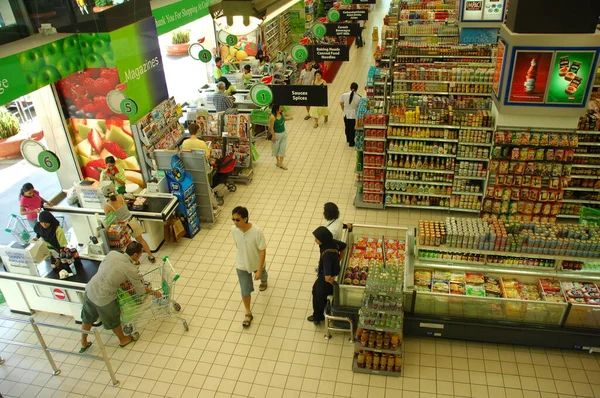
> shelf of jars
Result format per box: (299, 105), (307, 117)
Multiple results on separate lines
(353, 245), (404, 376)
(355, 97), (387, 209)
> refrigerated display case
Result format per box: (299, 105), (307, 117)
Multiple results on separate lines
(404, 218), (600, 350)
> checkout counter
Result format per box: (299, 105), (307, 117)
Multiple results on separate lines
(50, 184), (178, 259)
(0, 240), (100, 320)
(0, 183), (178, 320)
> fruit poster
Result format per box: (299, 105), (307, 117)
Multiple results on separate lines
(506, 50), (553, 104)
(545, 50), (597, 105)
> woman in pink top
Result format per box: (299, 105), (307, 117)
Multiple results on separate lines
(19, 183), (53, 228)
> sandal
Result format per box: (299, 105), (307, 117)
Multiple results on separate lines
(313, 124), (318, 128)
(79, 342), (92, 354)
(279, 165), (288, 170)
(324, 116), (328, 123)
(242, 313), (253, 328)
(148, 256), (156, 263)
(259, 282), (268, 291)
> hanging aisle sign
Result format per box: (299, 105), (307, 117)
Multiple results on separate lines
(270, 85), (328, 106)
(307, 45), (350, 62)
(325, 23), (362, 37)
(339, 9), (369, 21)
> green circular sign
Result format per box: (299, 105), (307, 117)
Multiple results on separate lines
(343, 0), (352, 4)
(225, 34), (237, 46)
(250, 84), (273, 107)
(199, 49), (212, 63)
(327, 9), (341, 22)
(38, 150), (60, 172)
(291, 44), (309, 62)
(120, 98), (138, 116)
(312, 23), (326, 38)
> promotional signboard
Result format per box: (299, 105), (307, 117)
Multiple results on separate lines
(339, 9), (369, 21)
(492, 39), (506, 97)
(507, 50), (554, 104)
(325, 23), (362, 37)
(460, 28), (499, 45)
(545, 51), (597, 105)
(461, 0), (506, 22)
(0, 35), (86, 105)
(504, 47), (599, 107)
(152, 0), (219, 36)
(307, 45), (350, 62)
(270, 85), (328, 106)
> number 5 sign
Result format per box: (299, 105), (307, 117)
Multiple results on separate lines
(250, 84), (274, 107)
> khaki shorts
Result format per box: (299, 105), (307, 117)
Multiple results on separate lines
(81, 293), (121, 330)
(128, 217), (144, 237)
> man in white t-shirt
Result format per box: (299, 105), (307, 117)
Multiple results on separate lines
(231, 206), (268, 328)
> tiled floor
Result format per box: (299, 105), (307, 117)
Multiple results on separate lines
(2, 1), (600, 397)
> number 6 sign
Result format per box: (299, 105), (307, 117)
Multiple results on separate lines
(250, 84), (274, 107)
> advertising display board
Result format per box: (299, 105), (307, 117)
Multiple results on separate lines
(461, 0), (506, 22)
(503, 47), (599, 108)
(545, 51), (597, 105)
(506, 50), (554, 104)
(492, 39), (506, 98)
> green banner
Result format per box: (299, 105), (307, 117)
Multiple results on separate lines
(0, 36), (85, 105)
(152, 0), (219, 36)
(110, 18), (169, 123)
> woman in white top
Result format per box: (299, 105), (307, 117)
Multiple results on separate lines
(340, 82), (361, 147)
(324, 202), (344, 240)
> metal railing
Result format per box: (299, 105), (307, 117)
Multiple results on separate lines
(0, 316), (120, 386)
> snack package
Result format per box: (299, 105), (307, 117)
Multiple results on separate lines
(521, 284), (542, 301)
(466, 284), (486, 297)
(450, 281), (466, 295)
(414, 269), (432, 287)
(432, 280), (450, 293)
(466, 273), (484, 284)
(485, 276), (502, 297)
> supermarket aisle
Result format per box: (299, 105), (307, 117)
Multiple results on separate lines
(1, 2), (600, 398)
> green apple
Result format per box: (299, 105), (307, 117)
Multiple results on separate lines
(55, 57), (79, 78)
(92, 37), (112, 54)
(36, 65), (62, 88)
(19, 48), (45, 72)
(71, 55), (85, 71)
(79, 39), (93, 55)
(84, 52), (106, 68)
(62, 35), (81, 57)
(42, 41), (64, 66)
(101, 51), (116, 68)
(24, 71), (37, 92)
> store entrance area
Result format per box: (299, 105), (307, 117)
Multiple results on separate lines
(0, 97), (62, 245)
(1, 2), (600, 398)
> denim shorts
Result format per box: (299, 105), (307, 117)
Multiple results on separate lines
(236, 267), (268, 297)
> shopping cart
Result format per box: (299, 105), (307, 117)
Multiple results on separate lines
(117, 257), (188, 337)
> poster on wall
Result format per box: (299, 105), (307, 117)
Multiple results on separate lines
(507, 50), (554, 104)
(492, 39), (506, 97)
(545, 51), (597, 105)
(461, 0), (506, 22)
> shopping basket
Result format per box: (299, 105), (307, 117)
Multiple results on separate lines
(250, 108), (270, 125)
(580, 207), (600, 226)
(117, 256), (188, 337)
